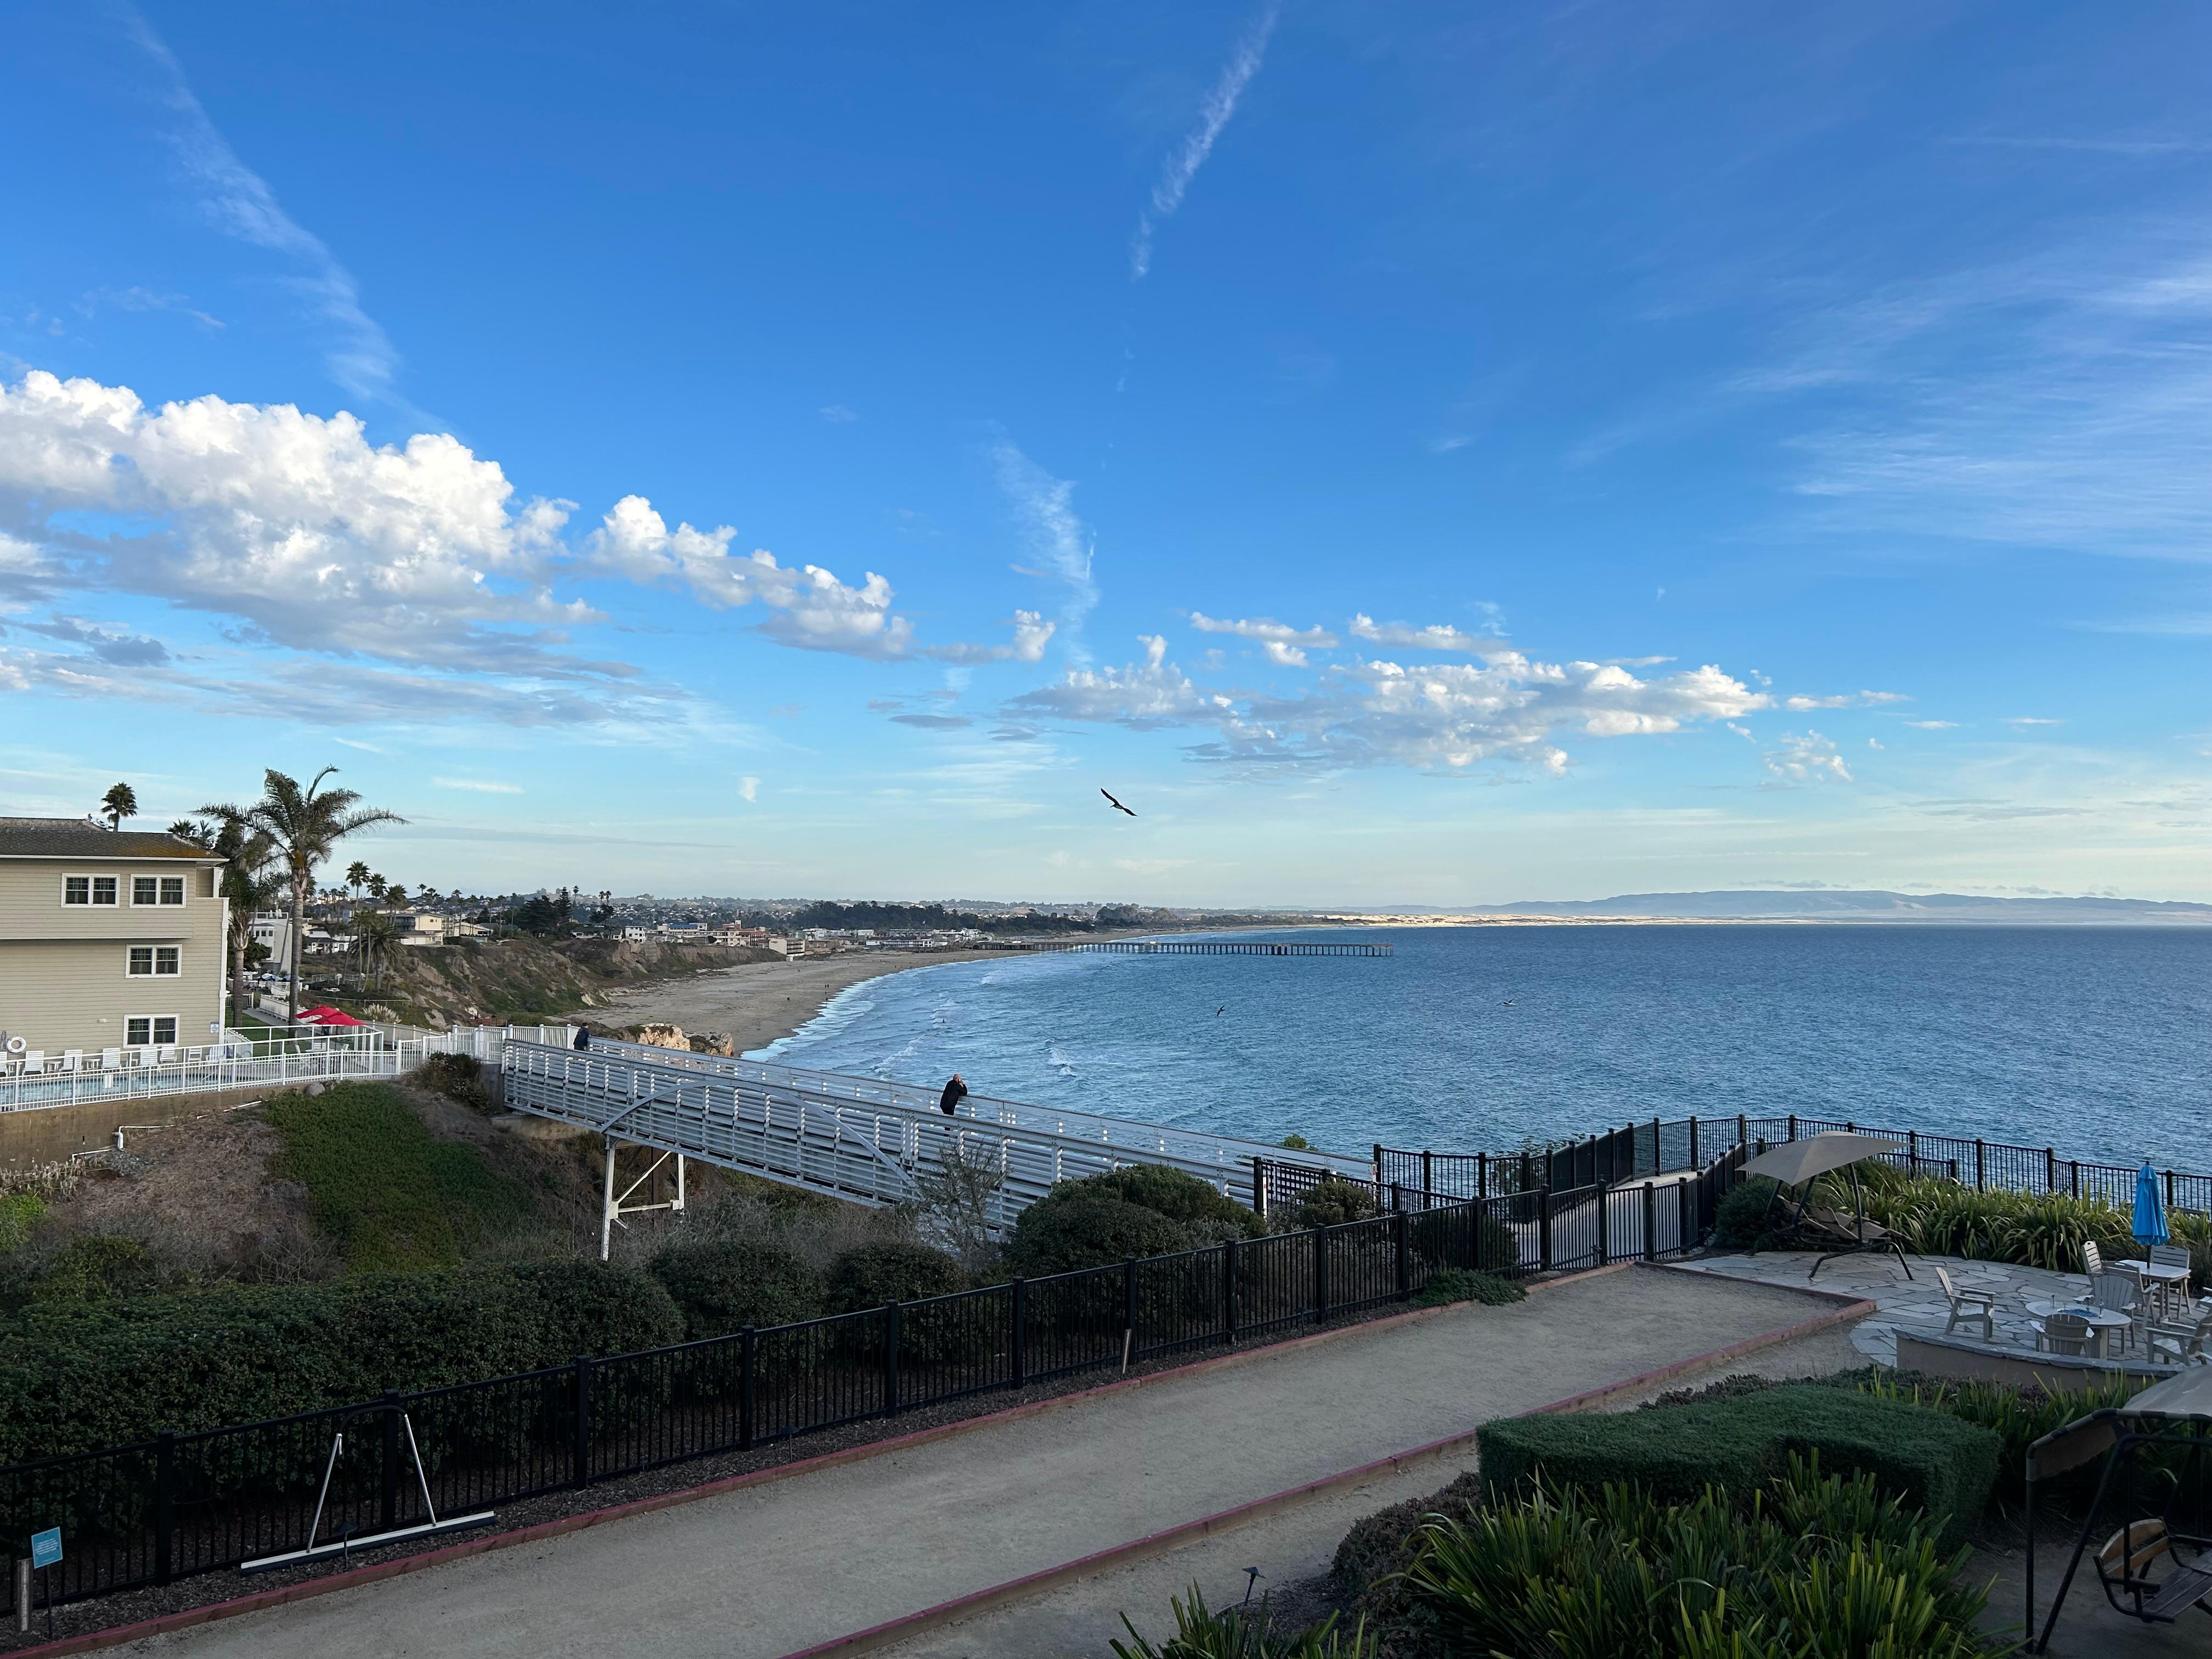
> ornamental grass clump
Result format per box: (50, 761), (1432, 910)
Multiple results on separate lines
(1399, 1455), (1989, 1659)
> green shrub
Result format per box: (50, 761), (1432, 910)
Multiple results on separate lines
(409, 1052), (498, 1112)
(1071, 1165), (1263, 1237)
(1477, 1383), (1999, 1551)
(1401, 1456), (1988, 1659)
(1292, 1178), (1378, 1229)
(264, 1083), (537, 1271)
(30, 1236), (161, 1305)
(1005, 1194), (1198, 1276)
(826, 1241), (967, 1312)
(1713, 1175), (1782, 1248)
(0, 1192), (44, 1253)
(1112, 1582), (1376, 1658)
(1411, 1268), (1525, 1308)
(1408, 1205), (1521, 1275)
(648, 1236), (825, 1339)
(0, 1258), (680, 1461)
(1857, 1366), (2159, 1509)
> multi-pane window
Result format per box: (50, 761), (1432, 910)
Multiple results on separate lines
(126, 1017), (178, 1046)
(161, 876), (185, 905)
(127, 947), (181, 977)
(131, 876), (188, 906)
(65, 876), (120, 905)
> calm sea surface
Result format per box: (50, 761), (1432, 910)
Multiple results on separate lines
(752, 927), (2211, 1168)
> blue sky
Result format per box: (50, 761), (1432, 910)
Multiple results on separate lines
(3, 1), (2209, 905)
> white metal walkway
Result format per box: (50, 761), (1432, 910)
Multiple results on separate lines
(499, 1037), (1373, 1240)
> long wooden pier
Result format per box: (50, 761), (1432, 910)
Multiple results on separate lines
(1010, 938), (1391, 957)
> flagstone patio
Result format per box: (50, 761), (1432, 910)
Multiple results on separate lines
(1675, 1249), (2115, 1365)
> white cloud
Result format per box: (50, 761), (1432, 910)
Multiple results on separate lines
(1783, 689), (1910, 710)
(1189, 611), (1335, 667)
(0, 369), (1036, 720)
(818, 405), (857, 422)
(433, 777), (523, 794)
(738, 776), (760, 803)
(992, 443), (1097, 661)
(1347, 614), (1503, 654)
(1013, 639), (1769, 773)
(589, 495), (913, 659)
(1763, 730), (1854, 784)
(2006, 716), (2063, 726)
(1904, 719), (1961, 729)
(1130, 1), (1282, 280)
(1008, 635), (1217, 730)
(126, 13), (404, 408)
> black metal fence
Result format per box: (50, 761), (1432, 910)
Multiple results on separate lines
(0, 1186), (1573, 1617)
(1375, 1115), (2212, 1217)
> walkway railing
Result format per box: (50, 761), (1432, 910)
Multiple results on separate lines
(0, 1023), (577, 1116)
(1376, 1112), (2212, 1218)
(504, 1039), (1374, 1220)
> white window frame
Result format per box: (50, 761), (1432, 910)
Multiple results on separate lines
(126, 946), (182, 978)
(129, 873), (189, 907)
(126, 1015), (179, 1047)
(65, 873), (121, 907)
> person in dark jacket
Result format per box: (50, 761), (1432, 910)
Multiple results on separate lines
(572, 1026), (590, 1051)
(938, 1073), (967, 1116)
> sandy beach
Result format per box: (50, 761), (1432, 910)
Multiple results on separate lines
(576, 949), (1007, 1056)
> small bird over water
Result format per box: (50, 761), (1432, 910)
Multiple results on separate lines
(1100, 788), (1137, 817)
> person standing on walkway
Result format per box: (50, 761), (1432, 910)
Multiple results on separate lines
(938, 1073), (967, 1116)
(573, 1025), (590, 1051)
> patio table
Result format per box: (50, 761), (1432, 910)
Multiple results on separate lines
(2024, 1300), (2133, 1359)
(2117, 1259), (2192, 1321)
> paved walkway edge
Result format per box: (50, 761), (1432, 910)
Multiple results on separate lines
(778, 1269), (1876, 1659)
(5, 1264), (1633, 1658)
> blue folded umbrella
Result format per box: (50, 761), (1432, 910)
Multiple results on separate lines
(2134, 1161), (2170, 1246)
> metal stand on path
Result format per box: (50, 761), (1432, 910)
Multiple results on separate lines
(240, 1414), (496, 1573)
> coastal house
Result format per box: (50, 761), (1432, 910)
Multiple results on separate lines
(0, 817), (228, 1056)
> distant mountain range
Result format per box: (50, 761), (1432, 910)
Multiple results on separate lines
(1426, 890), (2212, 924)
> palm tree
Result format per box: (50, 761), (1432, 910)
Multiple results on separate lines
(202, 768), (406, 1028)
(367, 874), (388, 904)
(352, 906), (403, 993)
(346, 860), (370, 900)
(100, 782), (138, 831)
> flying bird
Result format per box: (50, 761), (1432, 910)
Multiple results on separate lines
(1100, 788), (1137, 817)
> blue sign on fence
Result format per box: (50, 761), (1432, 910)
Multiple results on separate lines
(30, 1528), (61, 1570)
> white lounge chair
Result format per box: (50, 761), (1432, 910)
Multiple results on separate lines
(1936, 1265), (1996, 1340)
(2087, 1271), (2142, 1352)
(2148, 1306), (2212, 1367)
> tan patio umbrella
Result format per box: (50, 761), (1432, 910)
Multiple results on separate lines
(1740, 1131), (1905, 1186)
(1740, 1131), (1910, 1279)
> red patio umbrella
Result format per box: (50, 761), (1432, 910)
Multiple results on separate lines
(294, 1005), (366, 1027)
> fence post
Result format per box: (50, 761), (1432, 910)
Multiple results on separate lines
(1975, 1139), (1986, 1192)
(1123, 1257), (1138, 1352)
(153, 1429), (175, 1586)
(1538, 1188), (1553, 1272)
(1372, 1142), (1383, 1184)
(1597, 1183), (1610, 1264)
(571, 1359), (591, 1489)
(1473, 1150), (1483, 1200)
(1012, 1279), (1029, 1385)
(1643, 1182), (1657, 1263)
(381, 1391), (402, 1527)
(1736, 1113), (1747, 1150)
(1395, 1209), (1410, 1300)
(2070, 1162), (2080, 1199)
(1251, 1160), (1267, 1218)
(1787, 1114), (1797, 1142)
(738, 1328), (755, 1451)
(882, 1301), (901, 1417)
(2044, 1147), (2055, 1193)
(1313, 1226), (1329, 1324)
(2168, 1171), (2177, 1208)
(1677, 1175), (1692, 1252)
(1688, 1117), (1699, 1169)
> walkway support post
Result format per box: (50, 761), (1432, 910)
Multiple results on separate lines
(599, 1136), (617, 1262)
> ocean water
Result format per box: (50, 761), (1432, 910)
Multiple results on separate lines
(753, 927), (2212, 1168)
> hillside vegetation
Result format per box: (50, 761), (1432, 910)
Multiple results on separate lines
(346, 934), (781, 1027)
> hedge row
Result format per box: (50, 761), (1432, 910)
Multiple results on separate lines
(0, 1259), (682, 1463)
(1476, 1383), (2000, 1551)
